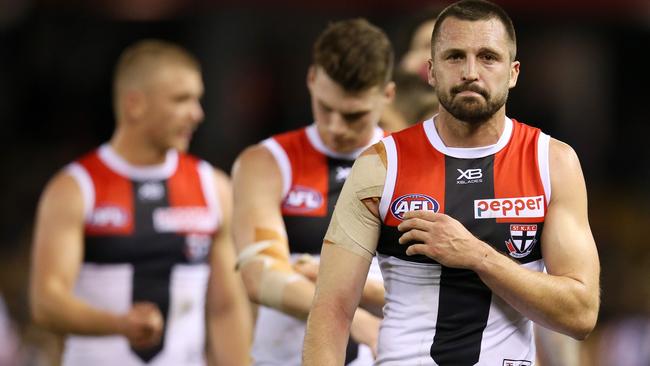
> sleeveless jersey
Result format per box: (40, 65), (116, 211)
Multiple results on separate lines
(62, 144), (220, 366)
(375, 117), (550, 366)
(249, 124), (385, 366)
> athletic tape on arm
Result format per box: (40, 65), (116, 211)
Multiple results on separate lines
(236, 229), (302, 310)
(324, 149), (385, 261)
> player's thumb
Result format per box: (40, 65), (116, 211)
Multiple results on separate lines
(405, 244), (425, 256)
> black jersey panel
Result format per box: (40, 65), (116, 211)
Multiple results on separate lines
(430, 156), (494, 365)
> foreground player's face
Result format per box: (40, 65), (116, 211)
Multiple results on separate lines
(308, 66), (392, 153)
(428, 17), (519, 125)
(140, 64), (205, 152)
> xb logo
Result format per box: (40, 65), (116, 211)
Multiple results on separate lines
(457, 168), (482, 180)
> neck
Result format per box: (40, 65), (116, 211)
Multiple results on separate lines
(434, 109), (506, 148)
(110, 126), (168, 166)
(315, 124), (375, 156)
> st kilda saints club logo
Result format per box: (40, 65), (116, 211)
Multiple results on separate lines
(505, 224), (538, 258)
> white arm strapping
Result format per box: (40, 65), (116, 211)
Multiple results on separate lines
(236, 239), (303, 310)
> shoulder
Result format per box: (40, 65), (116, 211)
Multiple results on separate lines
(231, 143), (284, 198)
(233, 143), (279, 173)
(37, 167), (86, 219)
(48, 168), (83, 193)
(548, 138), (586, 203)
(211, 167), (230, 186)
(360, 142), (387, 167)
(346, 143), (387, 198)
(549, 138), (582, 173)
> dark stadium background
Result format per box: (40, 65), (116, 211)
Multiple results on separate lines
(1, 0), (648, 364)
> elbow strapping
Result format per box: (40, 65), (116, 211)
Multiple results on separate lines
(241, 261), (302, 310)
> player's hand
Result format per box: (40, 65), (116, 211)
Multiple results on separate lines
(397, 210), (486, 270)
(120, 302), (164, 350)
(350, 308), (380, 358)
(292, 254), (319, 282)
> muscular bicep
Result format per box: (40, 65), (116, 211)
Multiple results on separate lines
(31, 172), (86, 304)
(541, 139), (599, 290)
(231, 144), (298, 306)
(231, 145), (288, 252)
(314, 244), (373, 311)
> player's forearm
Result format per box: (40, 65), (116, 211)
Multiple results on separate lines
(32, 286), (124, 335)
(474, 244), (598, 339)
(206, 308), (252, 366)
(303, 300), (351, 365)
(242, 265), (315, 320)
(272, 275), (316, 320)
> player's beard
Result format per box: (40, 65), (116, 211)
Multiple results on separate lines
(438, 82), (508, 125)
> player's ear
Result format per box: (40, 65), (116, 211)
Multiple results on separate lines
(427, 58), (436, 88)
(306, 65), (317, 91)
(383, 81), (396, 103)
(124, 89), (147, 121)
(508, 60), (520, 89)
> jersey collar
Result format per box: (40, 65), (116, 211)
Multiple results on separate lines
(98, 144), (178, 181)
(423, 116), (513, 159)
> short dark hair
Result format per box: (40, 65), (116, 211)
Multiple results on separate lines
(313, 18), (394, 92)
(113, 39), (200, 114)
(431, 0), (517, 60)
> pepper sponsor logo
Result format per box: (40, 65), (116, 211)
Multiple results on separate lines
(474, 195), (544, 219)
(390, 193), (439, 221)
(153, 207), (216, 233)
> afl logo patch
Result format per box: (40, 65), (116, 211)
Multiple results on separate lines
(283, 186), (323, 212)
(390, 194), (439, 221)
(89, 205), (129, 228)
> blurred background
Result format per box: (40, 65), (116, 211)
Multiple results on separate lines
(1, 0), (649, 364)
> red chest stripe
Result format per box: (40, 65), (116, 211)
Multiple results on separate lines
(274, 129), (328, 217)
(79, 152), (134, 236)
(385, 125), (446, 226)
(168, 155), (207, 208)
(494, 120), (545, 223)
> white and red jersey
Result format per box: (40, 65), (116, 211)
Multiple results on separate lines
(251, 124), (385, 366)
(63, 144), (220, 366)
(263, 124), (386, 254)
(375, 117), (550, 366)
